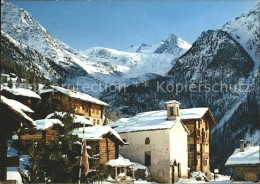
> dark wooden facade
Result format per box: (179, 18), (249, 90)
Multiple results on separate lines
(18, 127), (59, 147)
(0, 97), (35, 182)
(182, 109), (215, 175)
(40, 90), (104, 126)
(228, 165), (259, 182)
(85, 135), (121, 165)
(1, 89), (40, 113)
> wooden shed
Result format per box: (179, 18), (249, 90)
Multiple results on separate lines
(18, 119), (63, 147)
(225, 140), (260, 182)
(0, 96), (36, 182)
(19, 113), (93, 147)
(73, 126), (126, 166)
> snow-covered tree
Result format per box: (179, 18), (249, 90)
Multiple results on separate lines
(25, 113), (81, 183)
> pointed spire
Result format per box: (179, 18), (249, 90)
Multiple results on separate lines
(170, 92), (176, 100)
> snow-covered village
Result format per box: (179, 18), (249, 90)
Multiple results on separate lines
(0, 1), (259, 184)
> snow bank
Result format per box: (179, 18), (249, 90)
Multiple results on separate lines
(133, 162), (149, 177)
(7, 142), (29, 184)
(46, 111), (93, 126)
(225, 146), (259, 166)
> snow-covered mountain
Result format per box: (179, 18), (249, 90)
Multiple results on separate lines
(100, 4), (259, 174)
(124, 34), (191, 55)
(81, 46), (180, 83)
(222, 4), (259, 68)
(124, 43), (160, 54)
(154, 34), (191, 55)
(1, 1), (191, 96)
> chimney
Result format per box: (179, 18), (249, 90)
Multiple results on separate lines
(240, 139), (244, 152)
(246, 140), (251, 148)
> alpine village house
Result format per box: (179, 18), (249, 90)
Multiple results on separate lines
(2, 82), (219, 183)
(225, 140), (260, 182)
(181, 105), (216, 175)
(38, 85), (109, 125)
(0, 96), (36, 182)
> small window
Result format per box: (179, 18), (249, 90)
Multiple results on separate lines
(244, 173), (258, 182)
(93, 119), (96, 125)
(158, 170), (164, 177)
(188, 160), (193, 167)
(97, 119), (100, 125)
(203, 160), (207, 166)
(123, 139), (127, 143)
(82, 104), (84, 110)
(170, 107), (174, 116)
(145, 151), (151, 166)
(188, 144), (194, 151)
(145, 137), (150, 144)
(173, 107), (177, 116)
(197, 129), (200, 136)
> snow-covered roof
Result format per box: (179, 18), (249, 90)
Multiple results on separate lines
(181, 107), (216, 125)
(73, 126), (125, 145)
(106, 155), (135, 167)
(225, 146), (260, 166)
(40, 85), (108, 106)
(165, 100), (181, 105)
(113, 110), (177, 133)
(1, 96), (35, 127)
(46, 111), (93, 126)
(35, 119), (63, 130)
(38, 88), (54, 94)
(180, 108), (209, 120)
(1, 96), (34, 113)
(2, 87), (41, 99)
(112, 107), (214, 133)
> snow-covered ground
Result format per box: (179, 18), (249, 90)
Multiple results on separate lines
(177, 173), (257, 184)
(7, 141), (29, 184)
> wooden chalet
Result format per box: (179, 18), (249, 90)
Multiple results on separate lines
(180, 107), (216, 175)
(73, 126), (127, 171)
(1, 87), (41, 113)
(39, 85), (109, 125)
(18, 113), (93, 146)
(225, 140), (260, 182)
(18, 119), (63, 147)
(0, 96), (36, 182)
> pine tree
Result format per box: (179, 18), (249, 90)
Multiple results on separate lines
(7, 79), (13, 88)
(25, 113), (81, 183)
(16, 77), (21, 88)
(2, 76), (8, 84)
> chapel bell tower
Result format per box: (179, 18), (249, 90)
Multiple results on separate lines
(166, 93), (180, 121)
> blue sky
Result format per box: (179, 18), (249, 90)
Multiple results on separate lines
(11, 1), (258, 51)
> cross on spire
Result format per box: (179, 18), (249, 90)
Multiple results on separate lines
(170, 92), (176, 100)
